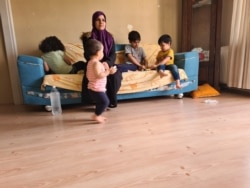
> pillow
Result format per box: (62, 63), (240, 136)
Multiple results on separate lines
(63, 43), (160, 66)
(64, 43), (85, 64)
(191, 83), (220, 98)
(141, 44), (160, 67)
(115, 50), (125, 64)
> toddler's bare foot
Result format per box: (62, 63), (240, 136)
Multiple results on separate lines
(92, 114), (107, 123)
(101, 116), (107, 121)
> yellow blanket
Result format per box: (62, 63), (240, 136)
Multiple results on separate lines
(42, 69), (188, 94)
(42, 43), (188, 94)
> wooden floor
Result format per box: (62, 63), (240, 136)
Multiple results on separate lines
(1, 92), (250, 188)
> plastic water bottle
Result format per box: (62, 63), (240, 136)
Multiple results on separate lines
(203, 99), (218, 104)
(50, 86), (62, 115)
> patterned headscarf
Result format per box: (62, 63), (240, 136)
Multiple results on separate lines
(91, 11), (114, 59)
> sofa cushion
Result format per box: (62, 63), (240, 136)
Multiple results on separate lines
(64, 43), (86, 63)
(140, 44), (160, 67)
(64, 43), (160, 67)
(42, 69), (188, 94)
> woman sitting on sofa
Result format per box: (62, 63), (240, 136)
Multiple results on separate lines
(80, 11), (122, 108)
(39, 36), (85, 74)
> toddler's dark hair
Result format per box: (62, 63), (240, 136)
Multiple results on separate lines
(158, 34), (172, 45)
(39, 36), (65, 53)
(85, 39), (103, 56)
(128, 30), (141, 42)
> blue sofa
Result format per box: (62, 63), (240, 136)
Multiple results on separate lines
(17, 45), (199, 106)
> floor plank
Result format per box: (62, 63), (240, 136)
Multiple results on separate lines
(0, 92), (250, 188)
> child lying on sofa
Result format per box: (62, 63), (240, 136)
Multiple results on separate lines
(39, 36), (86, 74)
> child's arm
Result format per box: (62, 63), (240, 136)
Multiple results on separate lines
(150, 56), (171, 69)
(93, 62), (116, 79)
(141, 58), (148, 70)
(127, 54), (144, 69)
(63, 55), (72, 65)
(43, 61), (50, 73)
(157, 56), (171, 66)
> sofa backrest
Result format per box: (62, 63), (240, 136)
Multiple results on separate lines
(64, 43), (161, 66)
(114, 44), (160, 66)
(63, 43), (199, 76)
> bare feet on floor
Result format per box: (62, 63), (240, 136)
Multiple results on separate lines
(92, 114), (107, 123)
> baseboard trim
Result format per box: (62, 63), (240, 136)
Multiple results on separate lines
(220, 83), (250, 96)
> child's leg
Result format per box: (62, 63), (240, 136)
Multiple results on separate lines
(89, 90), (110, 123)
(157, 65), (167, 78)
(166, 64), (182, 89)
(116, 63), (137, 72)
(71, 61), (87, 73)
(175, 79), (181, 89)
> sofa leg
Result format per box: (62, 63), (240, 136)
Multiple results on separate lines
(44, 105), (52, 112)
(177, 93), (184, 99)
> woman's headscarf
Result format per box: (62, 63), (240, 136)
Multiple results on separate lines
(91, 11), (114, 58)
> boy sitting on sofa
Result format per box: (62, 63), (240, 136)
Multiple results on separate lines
(118, 30), (148, 72)
(150, 34), (182, 89)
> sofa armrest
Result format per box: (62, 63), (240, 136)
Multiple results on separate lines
(17, 55), (45, 88)
(174, 51), (199, 77)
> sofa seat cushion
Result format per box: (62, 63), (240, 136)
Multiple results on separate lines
(42, 69), (188, 94)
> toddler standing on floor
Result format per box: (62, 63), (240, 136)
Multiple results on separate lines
(86, 39), (117, 123)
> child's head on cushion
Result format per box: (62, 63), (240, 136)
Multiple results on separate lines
(39, 36), (65, 53)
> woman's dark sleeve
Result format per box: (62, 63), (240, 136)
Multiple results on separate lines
(82, 37), (90, 61)
(80, 33), (93, 104)
(80, 32), (91, 61)
(104, 41), (116, 67)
